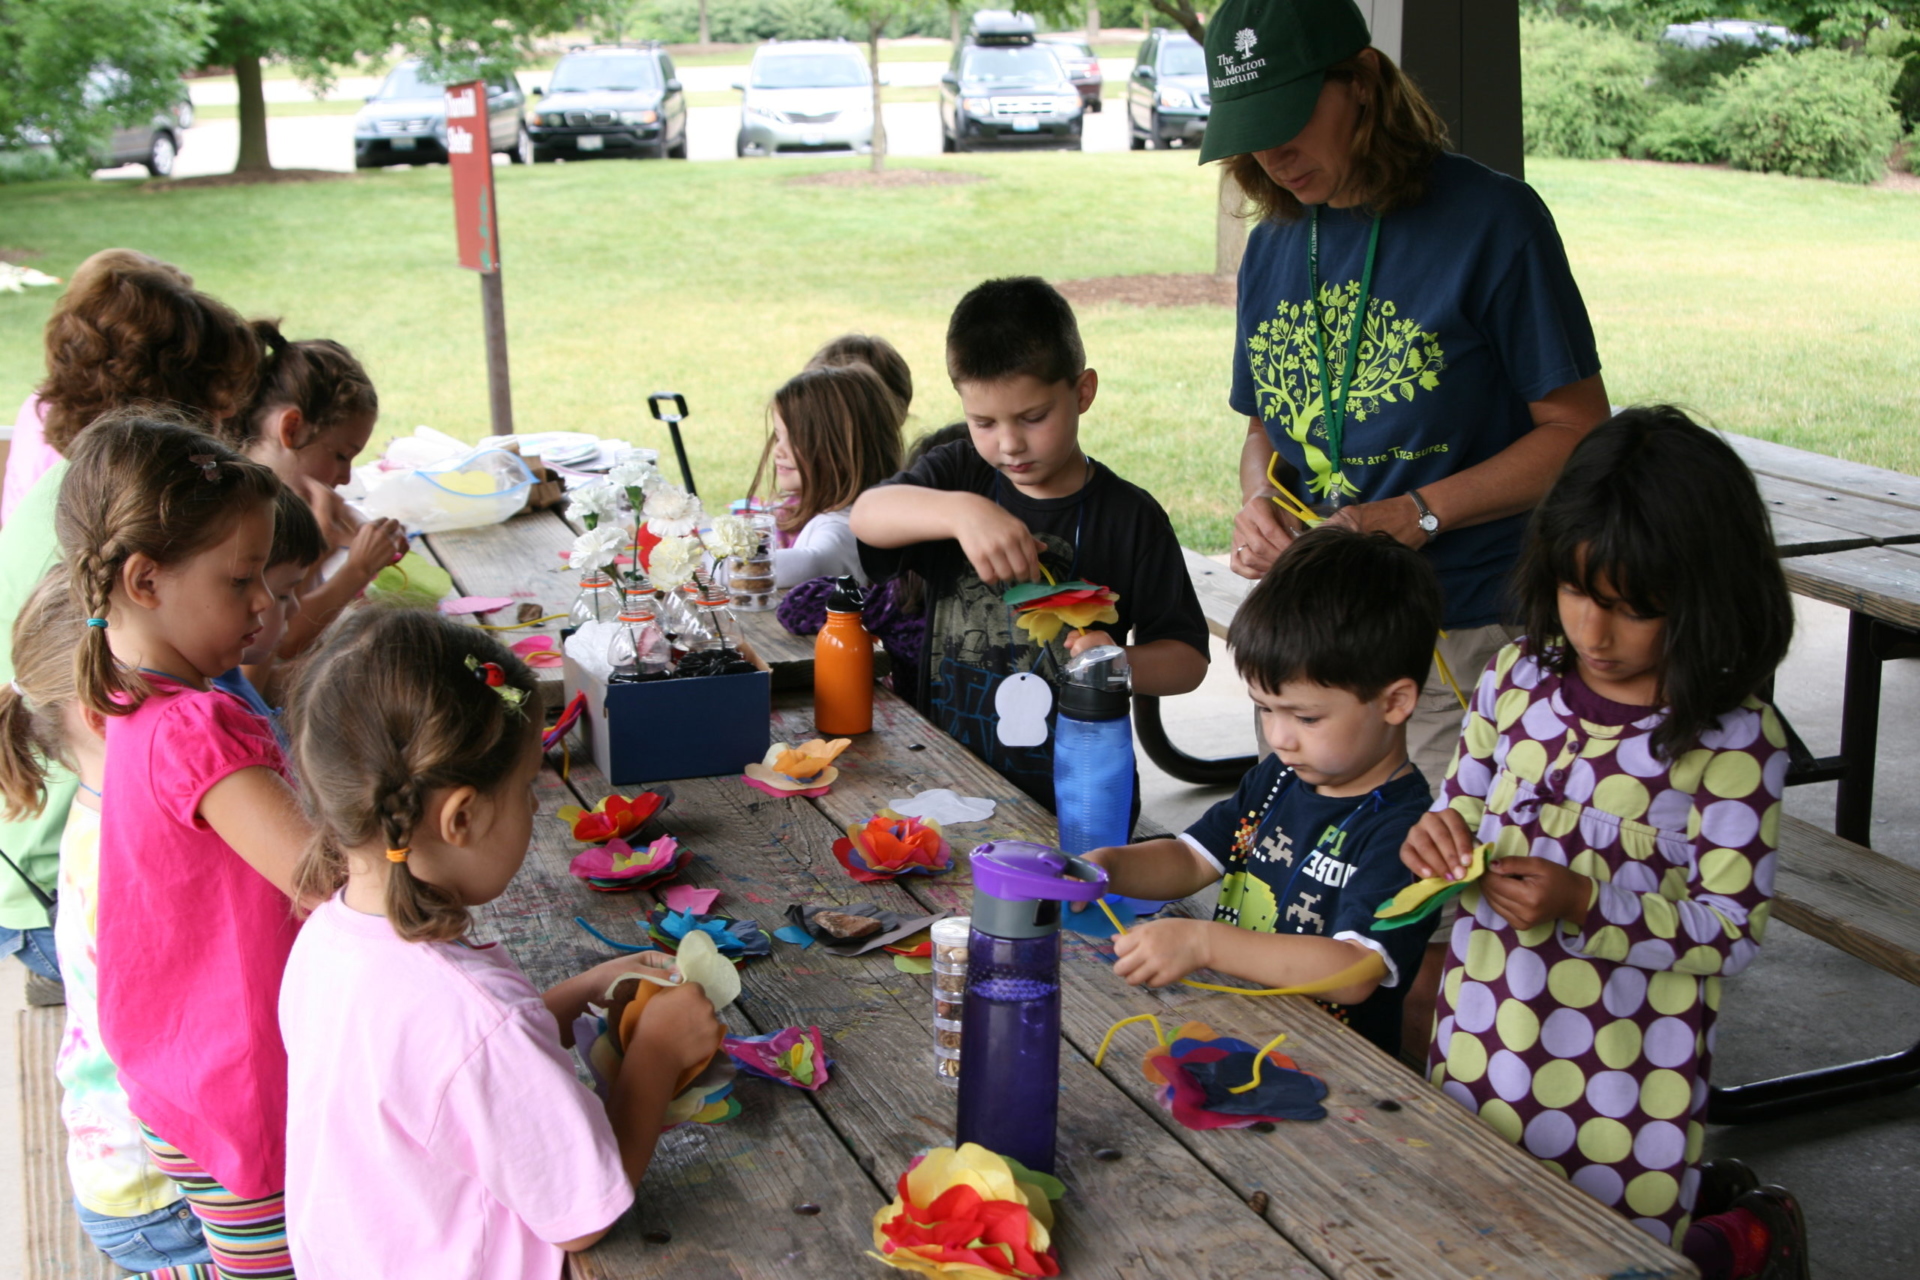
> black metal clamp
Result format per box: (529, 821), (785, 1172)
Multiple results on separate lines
(648, 391), (695, 496)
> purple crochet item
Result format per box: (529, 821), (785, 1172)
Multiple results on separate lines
(778, 577), (925, 702)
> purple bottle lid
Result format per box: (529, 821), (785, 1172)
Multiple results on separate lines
(969, 841), (1108, 940)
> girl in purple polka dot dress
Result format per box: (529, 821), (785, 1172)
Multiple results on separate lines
(1403, 408), (1809, 1279)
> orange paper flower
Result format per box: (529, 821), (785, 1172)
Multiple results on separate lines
(870, 1144), (1061, 1279)
(833, 811), (951, 882)
(771, 738), (852, 780)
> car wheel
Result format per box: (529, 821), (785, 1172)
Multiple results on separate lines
(532, 144), (557, 164)
(669, 132), (688, 159)
(1089, 97), (1102, 113)
(736, 130), (749, 158)
(1129, 127), (1145, 151)
(941, 126), (955, 154)
(145, 131), (177, 178)
(509, 125), (533, 164)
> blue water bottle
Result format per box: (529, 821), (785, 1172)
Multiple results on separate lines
(1054, 644), (1164, 915)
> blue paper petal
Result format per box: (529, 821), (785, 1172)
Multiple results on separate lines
(773, 925), (816, 948)
(1062, 895), (1137, 939)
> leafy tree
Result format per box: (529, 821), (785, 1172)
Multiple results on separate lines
(0, 0), (208, 164)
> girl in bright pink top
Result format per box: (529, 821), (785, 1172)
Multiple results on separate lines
(278, 610), (723, 1279)
(60, 413), (306, 1279)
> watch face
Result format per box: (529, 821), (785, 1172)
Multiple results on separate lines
(1419, 514), (1439, 532)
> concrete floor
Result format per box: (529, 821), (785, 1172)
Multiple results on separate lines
(1137, 594), (1920, 1280)
(4, 597), (1912, 1276)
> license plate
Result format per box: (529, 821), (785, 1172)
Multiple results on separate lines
(390, 137), (416, 151)
(1012, 119), (1039, 133)
(577, 134), (603, 151)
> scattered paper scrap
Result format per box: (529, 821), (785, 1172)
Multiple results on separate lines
(725, 1026), (832, 1091)
(886, 789), (996, 826)
(439, 595), (516, 615)
(892, 954), (933, 974)
(660, 883), (720, 915)
(772, 924), (815, 948)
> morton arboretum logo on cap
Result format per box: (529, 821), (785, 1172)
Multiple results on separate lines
(1214, 28), (1270, 89)
(1234, 27), (1259, 57)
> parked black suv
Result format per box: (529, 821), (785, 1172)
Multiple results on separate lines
(1127, 29), (1209, 150)
(939, 11), (1084, 152)
(353, 61), (530, 169)
(530, 45), (688, 161)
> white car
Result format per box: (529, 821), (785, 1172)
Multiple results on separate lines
(1660, 19), (1806, 50)
(735, 40), (876, 158)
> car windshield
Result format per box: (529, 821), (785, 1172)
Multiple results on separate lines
(964, 46), (1063, 84)
(550, 55), (661, 92)
(374, 63), (447, 101)
(1161, 41), (1205, 75)
(1046, 40), (1092, 58)
(753, 54), (869, 88)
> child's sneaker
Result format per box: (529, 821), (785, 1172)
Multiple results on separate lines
(1695, 1157), (1761, 1218)
(1729, 1186), (1810, 1280)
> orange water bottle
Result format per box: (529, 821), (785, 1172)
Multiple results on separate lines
(814, 576), (873, 736)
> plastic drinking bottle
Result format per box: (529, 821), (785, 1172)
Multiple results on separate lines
(1054, 645), (1163, 914)
(813, 576), (873, 736)
(954, 841), (1108, 1175)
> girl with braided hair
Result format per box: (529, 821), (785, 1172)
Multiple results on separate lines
(278, 608), (722, 1279)
(58, 410), (306, 1280)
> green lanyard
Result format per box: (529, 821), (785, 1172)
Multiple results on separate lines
(1307, 209), (1381, 506)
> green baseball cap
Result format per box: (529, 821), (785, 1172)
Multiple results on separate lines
(1197, 0), (1373, 163)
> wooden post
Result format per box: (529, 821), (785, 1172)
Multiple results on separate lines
(479, 271), (515, 436)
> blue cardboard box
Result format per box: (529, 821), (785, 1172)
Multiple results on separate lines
(563, 653), (771, 787)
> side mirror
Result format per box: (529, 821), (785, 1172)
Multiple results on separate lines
(531, 85), (544, 97)
(730, 79), (744, 91)
(665, 78), (682, 93)
(941, 72), (958, 87)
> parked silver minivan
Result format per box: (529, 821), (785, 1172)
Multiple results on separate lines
(735, 41), (876, 158)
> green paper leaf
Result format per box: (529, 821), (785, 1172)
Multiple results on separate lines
(892, 954), (933, 974)
(1001, 1156), (1066, 1202)
(1002, 579), (1101, 607)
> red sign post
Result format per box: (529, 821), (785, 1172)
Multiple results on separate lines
(446, 80), (513, 434)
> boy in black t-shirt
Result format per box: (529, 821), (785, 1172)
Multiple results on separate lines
(852, 277), (1208, 810)
(1078, 527), (1442, 1057)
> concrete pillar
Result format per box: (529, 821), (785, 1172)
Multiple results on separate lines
(1361, 0), (1523, 180)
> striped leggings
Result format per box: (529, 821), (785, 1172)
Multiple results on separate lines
(136, 1127), (295, 1280)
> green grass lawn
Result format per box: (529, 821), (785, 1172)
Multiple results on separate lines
(0, 155), (1914, 554)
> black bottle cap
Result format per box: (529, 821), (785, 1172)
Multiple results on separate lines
(827, 575), (866, 613)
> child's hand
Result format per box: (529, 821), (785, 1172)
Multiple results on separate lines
(955, 502), (1046, 587)
(576, 951), (676, 999)
(1480, 858), (1592, 932)
(1066, 629), (1116, 656)
(1068, 847), (1120, 914)
(1112, 918), (1212, 988)
(344, 517), (408, 581)
(1401, 809), (1476, 881)
(632, 981), (724, 1074)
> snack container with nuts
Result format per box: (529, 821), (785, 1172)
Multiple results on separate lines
(929, 916), (971, 1086)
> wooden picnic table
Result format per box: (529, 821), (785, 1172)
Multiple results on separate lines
(416, 512), (1693, 1280)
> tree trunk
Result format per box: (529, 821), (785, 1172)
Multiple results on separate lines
(233, 50), (272, 173)
(950, 8), (961, 48)
(1215, 165), (1246, 280)
(1085, 4), (1100, 42)
(698, 0), (711, 46)
(868, 22), (887, 174)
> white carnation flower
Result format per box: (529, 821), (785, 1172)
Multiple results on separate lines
(566, 479), (625, 529)
(643, 486), (704, 538)
(701, 514), (758, 562)
(647, 533), (700, 590)
(571, 526), (626, 578)
(609, 449), (662, 494)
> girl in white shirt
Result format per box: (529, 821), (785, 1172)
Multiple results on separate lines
(759, 362), (905, 588)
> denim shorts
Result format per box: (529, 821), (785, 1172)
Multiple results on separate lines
(74, 1197), (210, 1271)
(0, 923), (58, 980)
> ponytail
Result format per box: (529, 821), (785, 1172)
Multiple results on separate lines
(0, 570), (85, 821)
(229, 325), (377, 452)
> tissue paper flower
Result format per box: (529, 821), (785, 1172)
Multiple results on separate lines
(1143, 1022), (1328, 1130)
(833, 811), (952, 882)
(646, 906), (771, 960)
(569, 835), (689, 892)
(743, 739), (851, 797)
(573, 934), (740, 1124)
(870, 1144), (1062, 1279)
(1001, 580), (1120, 645)
(725, 1026), (832, 1091)
(1372, 843), (1491, 931)
(556, 791), (669, 844)
(701, 513), (758, 562)
(646, 532), (700, 590)
(644, 486), (704, 537)
(571, 526), (627, 578)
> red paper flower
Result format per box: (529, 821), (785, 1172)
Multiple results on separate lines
(833, 811), (952, 883)
(557, 792), (666, 844)
(869, 1144), (1061, 1279)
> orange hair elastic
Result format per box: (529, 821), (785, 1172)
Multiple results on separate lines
(386, 847), (411, 863)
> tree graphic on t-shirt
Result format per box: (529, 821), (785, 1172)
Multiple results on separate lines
(1246, 284), (1445, 499)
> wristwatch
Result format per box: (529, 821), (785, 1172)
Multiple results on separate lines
(1409, 490), (1440, 541)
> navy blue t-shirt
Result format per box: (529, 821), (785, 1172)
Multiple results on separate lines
(212, 667), (288, 753)
(1229, 152), (1601, 628)
(1184, 755), (1432, 1055)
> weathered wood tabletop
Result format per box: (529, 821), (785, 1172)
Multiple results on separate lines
(420, 510), (1694, 1280)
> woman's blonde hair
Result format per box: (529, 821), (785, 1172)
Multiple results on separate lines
(1225, 48), (1449, 224)
(37, 249), (262, 453)
(752, 363), (905, 534)
(55, 410), (281, 718)
(285, 609), (542, 943)
(0, 570), (84, 821)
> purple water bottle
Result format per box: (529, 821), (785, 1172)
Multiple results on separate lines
(954, 841), (1108, 1175)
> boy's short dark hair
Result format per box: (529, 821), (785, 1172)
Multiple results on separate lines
(270, 486), (328, 572)
(1229, 527), (1441, 699)
(946, 277), (1086, 387)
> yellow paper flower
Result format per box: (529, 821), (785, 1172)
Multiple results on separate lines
(869, 1144), (1060, 1278)
(1013, 598), (1120, 645)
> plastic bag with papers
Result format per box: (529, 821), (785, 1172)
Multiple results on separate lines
(357, 445), (535, 534)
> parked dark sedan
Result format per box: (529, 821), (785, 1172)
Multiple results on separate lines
(1038, 34), (1103, 112)
(354, 60), (530, 168)
(529, 46), (688, 162)
(1127, 29), (1209, 150)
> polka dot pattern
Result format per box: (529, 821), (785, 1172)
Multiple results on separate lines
(1425, 644), (1785, 1236)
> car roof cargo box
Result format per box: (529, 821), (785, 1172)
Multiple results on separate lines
(970, 10), (1037, 44)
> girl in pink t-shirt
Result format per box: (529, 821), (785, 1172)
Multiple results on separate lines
(278, 609), (724, 1280)
(61, 413), (308, 1280)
